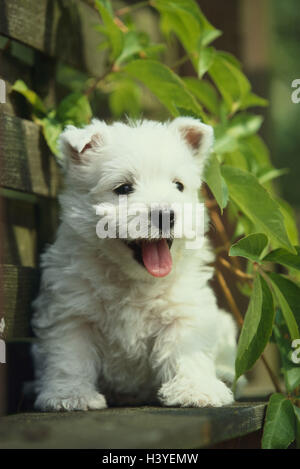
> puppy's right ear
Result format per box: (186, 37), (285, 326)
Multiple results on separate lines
(59, 120), (107, 171)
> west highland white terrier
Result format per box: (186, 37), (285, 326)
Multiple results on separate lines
(31, 117), (238, 411)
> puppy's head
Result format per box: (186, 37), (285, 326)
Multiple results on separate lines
(59, 117), (213, 280)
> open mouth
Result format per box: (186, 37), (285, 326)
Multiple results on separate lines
(125, 238), (173, 278)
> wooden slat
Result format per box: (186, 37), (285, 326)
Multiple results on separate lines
(3, 264), (39, 340)
(0, 113), (61, 198)
(0, 53), (34, 117)
(2, 197), (37, 267)
(0, 0), (106, 77)
(0, 402), (266, 448)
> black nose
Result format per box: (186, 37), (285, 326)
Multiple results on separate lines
(151, 209), (175, 232)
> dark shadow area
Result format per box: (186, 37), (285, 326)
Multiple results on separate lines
(6, 341), (34, 413)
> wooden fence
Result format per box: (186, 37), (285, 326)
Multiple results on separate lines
(0, 0), (105, 413)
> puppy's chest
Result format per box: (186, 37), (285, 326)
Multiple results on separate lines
(97, 286), (171, 357)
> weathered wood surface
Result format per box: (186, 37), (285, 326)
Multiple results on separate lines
(3, 265), (39, 339)
(2, 198), (37, 267)
(0, 113), (61, 197)
(0, 402), (266, 449)
(0, 0), (106, 77)
(0, 53), (34, 117)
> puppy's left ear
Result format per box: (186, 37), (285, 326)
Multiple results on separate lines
(59, 119), (107, 171)
(170, 117), (214, 162)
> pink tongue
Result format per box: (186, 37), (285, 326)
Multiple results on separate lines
(141, 239), (172, 277)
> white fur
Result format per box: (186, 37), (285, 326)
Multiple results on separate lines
(31, 118), (239, 411)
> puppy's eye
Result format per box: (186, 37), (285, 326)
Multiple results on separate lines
(174, 181), (184, 192)
(114, 183), (134, 195)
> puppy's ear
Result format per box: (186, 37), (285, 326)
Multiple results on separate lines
(170, 117), (214, 161)
(59, 120), (107, 170)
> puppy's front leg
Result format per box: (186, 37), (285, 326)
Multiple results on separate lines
(152, 318), (234, 407)
(32, 325), (107, 412)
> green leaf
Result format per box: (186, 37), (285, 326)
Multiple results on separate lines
(214, 113), (263, 155)
(124, 60), (203, 117)
(109, 78), (141, 118)
(276, 198), (299, 246)
(141, 43), (166, 60)
(225, 149), (250, 172)
(238, 135), (272, 171)
(209, 53), (251, 113)
(12, 80), (47, 115)
(235, 274), (274, 379)
(183, 78), (219, 115)
(257, 167), (289, 185)
(115, 31), (144, 66)
(221, 166), (295, 253)
(263, 246), (300, 272)
(227, 113), (263, 139)
(41, 112), (63, 157)
(56, 92), (92, 127)
(153, 0), (221, 64)
(230, 233), (268, 263)
(56, 65), (89, 93)
(268, 273), (300, 332)
(198, 47), (216, 78)
(294, 405), (300, 449)
(204, 153), (228, 212)
(95, 0), (124, 62)
(262, 393), (296, 449)
(241, 92), (268, 109)
(273, 324), (300, 392)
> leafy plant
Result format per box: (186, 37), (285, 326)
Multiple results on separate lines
(12, 0), (300, 448)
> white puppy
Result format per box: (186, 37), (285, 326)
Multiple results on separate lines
(31, 117), (238, 411)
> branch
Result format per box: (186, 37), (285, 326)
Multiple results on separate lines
(84, 65), (115, 97)
(215, 270), (244, 328)
(209, 208), (241, 270)
(260, 354), (282, 394)
(115, 1), (151, 17)
(219, 257), (254, 282)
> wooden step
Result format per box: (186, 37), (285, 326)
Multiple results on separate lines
(0, 402), (266, 449)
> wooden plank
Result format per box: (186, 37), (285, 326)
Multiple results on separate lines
(3, 264), (39, 340)
(0, 52), (34, 117)
(0, 0), (106, 77)
(0, 113), (61, 198)
(1, 197), (37, 267)
(0, 402), (266, 448)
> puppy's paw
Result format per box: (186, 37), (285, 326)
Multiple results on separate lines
(35, 391), (107, 412)
(158, 377), (234, 408)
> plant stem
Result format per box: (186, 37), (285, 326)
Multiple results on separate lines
(115, 1), (151, 17)
(205, 199), (218, 209)
(170, 55), (191, 70)
(260, 354), (282, 393)
(216, 270), (244, 328)
(209, 209), (241, 270)
(84, 65), (114, 97)
(113, 16), (129, 33)
(219, 257), (254, 282)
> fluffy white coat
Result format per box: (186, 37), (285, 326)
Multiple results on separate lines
(31, 117), (238, 411)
